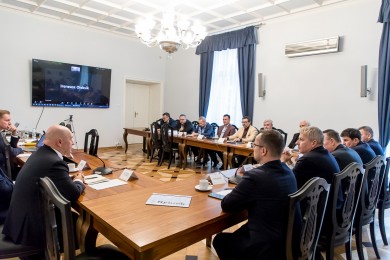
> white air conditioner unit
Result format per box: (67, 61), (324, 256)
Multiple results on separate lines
(285, 36), (340, 58)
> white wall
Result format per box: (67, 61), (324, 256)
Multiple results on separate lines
(165, 0), (383, 143)
(0, 8), (167, 148)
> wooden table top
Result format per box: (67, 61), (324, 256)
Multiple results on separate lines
(79, 169), (246, 259)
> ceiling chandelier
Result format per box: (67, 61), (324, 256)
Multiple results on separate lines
(135, 11), (207, 55)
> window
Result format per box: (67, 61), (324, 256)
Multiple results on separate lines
(206, 48), (242, 126)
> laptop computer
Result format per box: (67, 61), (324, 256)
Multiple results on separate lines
(23, 133), (46, 152)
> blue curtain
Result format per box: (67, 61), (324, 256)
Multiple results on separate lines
(237, 43), (256, 119)
(198, 52), (214, 117)
(378, 0), (390, 148)
(196, 26), (257, 118)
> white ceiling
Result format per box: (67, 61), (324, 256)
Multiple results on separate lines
(0, 0), (349, 39)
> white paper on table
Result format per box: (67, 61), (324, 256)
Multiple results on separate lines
(216, 189), (233, 196)
(17, 154), (31, 158)
(87, 178), (127, 190)
(207, 172), (226, 185)
(146, 193), (192, 208)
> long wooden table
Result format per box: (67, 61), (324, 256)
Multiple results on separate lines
(123, 127), (254, 170)
(77, 170), (247, 260)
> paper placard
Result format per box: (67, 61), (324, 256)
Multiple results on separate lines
(207, 173), (226, 185)
(119, 169), (138, 181)
(77, 160), (87, 171)
(217, 137), (225, 144)
(146, 193), (192, 208)
(243, 164), (253, 172)
(197, 134), (204, 140)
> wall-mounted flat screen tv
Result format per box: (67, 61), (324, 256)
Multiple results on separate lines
(32, 59), (111, 108)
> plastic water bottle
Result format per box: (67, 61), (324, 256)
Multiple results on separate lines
(32, 128), (36, 139)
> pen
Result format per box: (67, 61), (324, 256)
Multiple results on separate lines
(85, 176), (98, 179)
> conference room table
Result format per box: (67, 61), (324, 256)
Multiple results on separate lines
(78, 170), (247, 260)
(18, 149), (247, 260)
(123, 127), (254, 170)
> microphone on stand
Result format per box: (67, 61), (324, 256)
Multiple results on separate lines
(92, 155), (112, 175)
(228, 152), (253, 185)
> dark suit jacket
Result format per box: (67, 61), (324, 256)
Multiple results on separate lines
(0, 134), (23, 175)
(2, 145), (85, 247)
(367, 139), (384, 156)
(288, 133), (299, 149)
(352, 141), (376, 164)
(293, 146), (340, 188)
(0, 168), (13, 224)
(176, 120), (194, 134)
(217, 124), (236, 138)
(332, 144), (363, 170)
(221, 160), (298, 259)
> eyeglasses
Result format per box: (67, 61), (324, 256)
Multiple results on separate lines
(252, 143), (264, 149)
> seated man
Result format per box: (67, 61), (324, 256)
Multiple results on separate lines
(192, 117), (214, 164)
(288, 120), (310, 149)
(261, 119), (274, 130)
(341, 128), (376, 164)
(323, 129), (363, 170)
(0, 168), (13, 224)
(3, 125), (85, 251)
(213, 114), (237, 168)
(0, 109), (23, 178)
(359, 126), (384, 156)
(213, 130), (298, 259)
(176, 114), (193, 134)
(161, 112), (177, 128)
(282, 126), (340, 188)
(227, 116), (258, 167)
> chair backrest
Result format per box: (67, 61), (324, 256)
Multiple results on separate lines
(1, 133), (12, 179)
(39, 177), (75, 260)
(84, 129), (99, 156)
(210, 123), (219, 136)
(160, 124), (174, 152)
(150, 122), (162, 149)
(379, 157), (390, 205)
(276, 128), (288, 145)
(192, 121), (199, 130)
(286, 177), (330, 260)
(358, 155), (385, 225)
(322, 162), (364, 247)
(232, 124), (238, 131)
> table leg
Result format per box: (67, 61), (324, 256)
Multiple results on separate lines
(222, 151), (228, 170)
(123, 129), (129, 153)
(78, 210), (98, 252)
(228, 152), (234, 169)
(146, 137), (151, 159)
(178, 143), (186, 169)
(206, 236), (212, 247)
(142, 137), (147, 154)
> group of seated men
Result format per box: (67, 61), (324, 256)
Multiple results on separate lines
(212, 123), (384, 259)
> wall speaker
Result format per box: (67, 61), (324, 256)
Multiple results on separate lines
(360, 65), (369, 97)
(258, 73), (265, 97)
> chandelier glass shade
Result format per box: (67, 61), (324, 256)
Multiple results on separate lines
(135, 11), (207, 54)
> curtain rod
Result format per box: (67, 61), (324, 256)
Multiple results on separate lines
(208, 22), (264, 36)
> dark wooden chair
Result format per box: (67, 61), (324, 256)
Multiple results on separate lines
(317, 162), (364, 260)
(150, 122), (162, 163)
(354, 155), (385, 259)
(84, 129), (99, 156)
(210, 123), (219, 137)
(275, 128), (288, 145)
(159, 124), (179, 169)
(377, 157), (390, 245)
(286, 177), (330, 260)
(39, 177), (130, 260)
(192, 120), (199, 130)
(232, 124), (239, 131)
